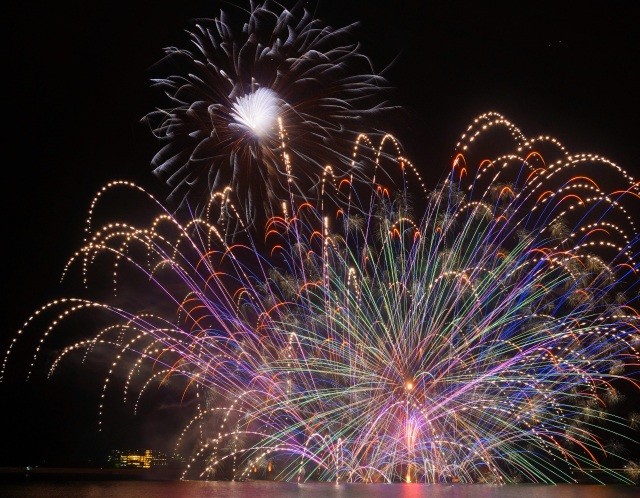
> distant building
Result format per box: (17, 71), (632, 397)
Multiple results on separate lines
(108, 449), (170, 469)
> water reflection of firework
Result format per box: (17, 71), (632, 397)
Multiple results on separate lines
(4, 113), (638, 484)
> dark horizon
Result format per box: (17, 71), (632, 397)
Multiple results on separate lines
(3, 0), (639, 473)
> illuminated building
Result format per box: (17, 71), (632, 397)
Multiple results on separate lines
(108, 449), (168, 469)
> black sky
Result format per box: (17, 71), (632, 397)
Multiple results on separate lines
(3, 1), (639, 466)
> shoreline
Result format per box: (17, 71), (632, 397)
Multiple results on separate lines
(0, 467), (636, 486)
(0, 466), (182, 482)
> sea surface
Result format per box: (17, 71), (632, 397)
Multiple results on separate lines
(0, 481), (638, 498)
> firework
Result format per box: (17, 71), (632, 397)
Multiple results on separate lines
(4, 112), (639, 484)
(143, 0), (395, 232)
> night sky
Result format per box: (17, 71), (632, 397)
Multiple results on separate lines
(3, 1), (638, 467)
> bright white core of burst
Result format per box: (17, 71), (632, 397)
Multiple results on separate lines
(230, 88), (280, 138)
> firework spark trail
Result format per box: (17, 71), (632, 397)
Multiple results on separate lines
(4, 110), (639, 484)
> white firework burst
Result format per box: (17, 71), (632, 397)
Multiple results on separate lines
(143, 0), (396, 232)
